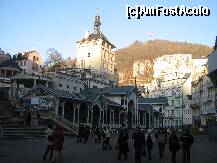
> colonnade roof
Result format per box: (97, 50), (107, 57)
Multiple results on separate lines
(138, 97), (168, 105)
(0, 59), (22, 71)
(81, 86), (139, 95)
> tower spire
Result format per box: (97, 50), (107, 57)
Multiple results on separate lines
(94, 8), (101, 34)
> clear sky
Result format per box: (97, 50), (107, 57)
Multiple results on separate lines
(0, 0), (217, 60)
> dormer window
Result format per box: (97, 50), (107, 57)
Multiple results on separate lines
(88, 53), (90, 57)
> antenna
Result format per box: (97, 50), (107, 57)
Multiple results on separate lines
(148, 32), (154, 40)
(96, 8), (99, 16)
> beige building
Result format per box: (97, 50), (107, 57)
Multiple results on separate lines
(15, 51), (43, 74)
(76, 14), (116, 81)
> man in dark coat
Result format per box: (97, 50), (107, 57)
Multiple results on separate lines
(77, 124), (84, 143)
(169, 130), (180, 163)
(132, 126), (145, 163)
(117, 128), (129, 160)
(180, 128), (194, 163)
(146, 134), (153, 160)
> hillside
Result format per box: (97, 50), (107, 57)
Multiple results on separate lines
(115, 39), (213, 83)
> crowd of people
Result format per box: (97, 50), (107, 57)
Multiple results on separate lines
(42, 123), (194, 163)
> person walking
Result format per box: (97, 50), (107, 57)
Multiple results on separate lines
(77, 124), (84, 143)
(156, 128), (167, 159)
(42, 124), (54, 161)
(94, 126), (100, 143)
(52, 125), (64, 163)
(146, 134), (153, 160)
(26, 112), (31, 127)
(132, 126), (145, 163)
(169, 130), (180, 163)
(102, 126), (107, 150)
(105, 126), (112, 150)
(117, 128), (129, 160)
(180, 128), (194, 163)
(84, 125), (90, 143)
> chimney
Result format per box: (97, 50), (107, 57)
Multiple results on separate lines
(85, 31), (89, 39)
(214, 36), (217, 51)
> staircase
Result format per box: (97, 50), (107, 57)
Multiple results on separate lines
(11, 100), (78, 135)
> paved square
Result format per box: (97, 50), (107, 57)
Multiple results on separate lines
(0, 135), (217, 163)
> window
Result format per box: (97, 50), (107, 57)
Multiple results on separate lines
(88, 53), (90, 57)
(67, 85), (69, 89)
(59, 84), (62, 87)
(74, 87), (76, 91)
(171, 100), (174, 106)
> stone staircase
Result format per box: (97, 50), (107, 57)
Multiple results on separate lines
(5, 100), (78, 137)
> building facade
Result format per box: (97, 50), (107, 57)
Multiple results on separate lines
(150, 54), (194, 128)
(76, 14), (116, 81)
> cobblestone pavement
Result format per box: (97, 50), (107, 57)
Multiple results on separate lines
(0, 135), (217, 163)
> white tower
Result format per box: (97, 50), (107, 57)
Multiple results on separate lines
(76, 13), (116, 79)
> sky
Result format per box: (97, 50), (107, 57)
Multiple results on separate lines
(0, 0), (217, 60)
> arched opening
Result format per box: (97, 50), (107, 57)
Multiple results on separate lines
(146, 113), (149, 129)
(79, 103), (88, 123)
(128, 100), (134, 128)
(64, 101), (74, 122)
(92, 105), (100, 128)
(120, 112), (125, 126)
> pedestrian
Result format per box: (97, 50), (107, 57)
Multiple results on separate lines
(94, 126), (99, 143)
(180, 128), (194, 163)
(77, 123), (83, 143)
(117, 128), (129, 160)
(98, 125), (102, 143)
(26, 112), (31, 127)
(52, 125), (64, 163)
(102, 126), (107, 150)
(105, 126), (112, 150)
(156, 128), (167, 159)
(132, 126), (145, 163)
(146, 134), (153, 160)
(84, 125), (90, 143)
(37, 112), (41, 125)
(169, 130), (180, 163)
(42, 124), (54, 161)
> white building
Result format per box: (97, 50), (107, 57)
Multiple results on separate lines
(154, 54), (192, 81)
(76, 14), (116, 81)
(150, 54), (193, 128)
(15, 51), (43, 74)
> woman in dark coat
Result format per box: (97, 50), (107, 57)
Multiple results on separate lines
(146, 134), (153, 160)
(117, 129), (129, 160)
(52, 125), (64, 163)
(169, 131), (180, 163)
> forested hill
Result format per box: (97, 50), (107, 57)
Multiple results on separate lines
(115, 39), (213, 74)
